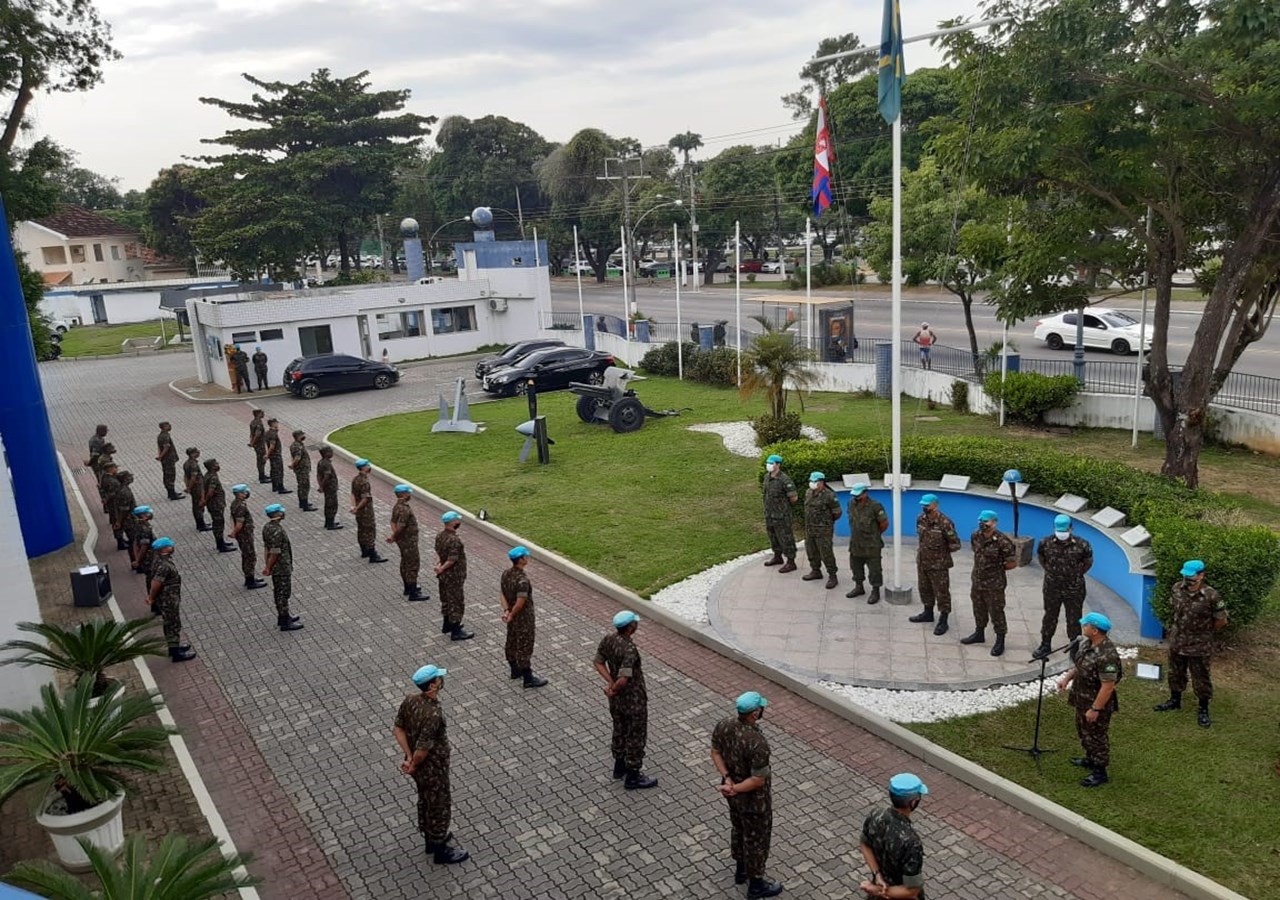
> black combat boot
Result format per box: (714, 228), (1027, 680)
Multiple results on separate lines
(115, 534), (129, 551)
(195, 516), (212, 532)
(325, 519), (344, 530)
(367, 550), (388, 563)
(167, 488), (185, 501)
(959, 628), (986, 645)
(933, 613), (949, 636)
(734, 860), (747, 885)
(1069, 756), (1096, 768)
(1153, 692), (1182, 712)
(747, 877), (784, 898)
(763, 554), (783, 567)
(845, 582), (866, 599)
(778, 558), (796, 574)
(216, 539), (236, 553)
(169, 645), (197, 662)
(801, 569), (823, 581)
(509, 661), (523, 679)
(300, 502), (317, 512)
(244, 576), (267, 589)
(442, 618), (452, 634)
(426, 838), (469, 865)
(406, 584), (428, 601)
(824, 573), (838, 589)
(624, 769), (658, 790)
(613, 757), (627, 779)
(522, 668), (548, 689)
(990, 634), (1006, 657)
(258, 474), (271, 484)
(1031, 641), (1053, 660)
(1198, 700), (1211, 728)
(1079, 767), (1109, 788)
(867, 586), (881, 605)
(274, 486), (293, 495)
(450, 623), (474, 642)
(277, 615), (304, 632)
(909, 607), (935, 623)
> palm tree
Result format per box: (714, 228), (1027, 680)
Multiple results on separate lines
(740, 315), (817, 420)
(0, 617), (168, 697)
(5, 833), (259, 899)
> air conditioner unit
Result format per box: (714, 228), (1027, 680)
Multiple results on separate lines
(488, 297), (508, 312)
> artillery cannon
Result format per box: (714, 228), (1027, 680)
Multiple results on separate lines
(569, 366), (685, 433)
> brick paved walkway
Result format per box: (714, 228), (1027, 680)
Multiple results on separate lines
(35, 354), (1189, 899)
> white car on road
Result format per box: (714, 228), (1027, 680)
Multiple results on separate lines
(1032, 308), (1152, 355)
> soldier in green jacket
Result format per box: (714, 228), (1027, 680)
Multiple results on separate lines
(845, 483), (888, 604)
(761, 454), (798, 573)
(1154, 559), (1228, 727)
(1057, 612), (1121, 787)
(802, 472), (842, 589)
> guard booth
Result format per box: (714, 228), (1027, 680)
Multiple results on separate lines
(751, 294), (856, 360)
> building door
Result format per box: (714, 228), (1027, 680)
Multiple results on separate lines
(298, 324), (333, 357)
(89, 294), (107, 324)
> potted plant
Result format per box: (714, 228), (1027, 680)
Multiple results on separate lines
(0, 617), (168, 698)
(0, 678), (173, 870)
(5, 832), (259, 899)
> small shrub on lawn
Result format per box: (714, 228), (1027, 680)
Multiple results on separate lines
(950, 381), (970, 414)
(983, 371), (1080, 425)
(752, 412), (802, 446)
(639, 342), (699, 377)
(688, 347), (739, 387)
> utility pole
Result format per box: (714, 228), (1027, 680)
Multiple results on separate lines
(515, 188), (527, 239)
(598, 156), (649, 314)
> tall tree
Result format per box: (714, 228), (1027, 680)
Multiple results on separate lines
(142, 165), (208, 271)
(667, 132), (703, 169)
(0, 138), (67, 358)
(194, 69), (435, 276)
(50, 162), (122, 210)
(538, 128), (634, 282)
(697, 145), (776, 279)
(781, 33), (875, 119)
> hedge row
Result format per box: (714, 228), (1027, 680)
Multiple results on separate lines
(639, 342), (738, 387)
(761, 436), (1280, 629)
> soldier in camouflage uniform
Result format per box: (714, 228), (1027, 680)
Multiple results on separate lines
(960, 510), (1017, 657)
(393, 664), (469, 865)
(248, 409), (269, 483)
(1057, 612), (1121, 787)
(155, 421), (183, 500)
(229, 484), (267, 590)
(203, 459), (236, 553)
(231, 344), (253, 393)
(129, 506), (155, 577)
(761, 454), (798, 573)
(434, 511), (473, 640)
(85, 424), (108, 486)
(145, 538), (196, 661)
(909, 494), (962, 636)
(252, 346), (270, 390)
(315, 446), (343, 530)
(859, 774), (928, 899)
(1033, 514), (1094, 660)
(265, 418), (290, 494)
(261, 504), (304, 631)
(350, 459), (387, 562)
(593, 610), (657, 789)
(183, 447), (211, 532)
(289, 429), (316, 511)
(801, 472), (842, 589)
(501, 546), (547, 688)
(97, 454), (120, 520)
(1154, 559), (1228, 727)
(110, 470), (137, 552)
(710, 691), (782, 898)
(388, 484), (426, 601)
(845, 483), (888, 604)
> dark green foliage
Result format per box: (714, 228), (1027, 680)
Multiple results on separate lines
(983, 371), (1081, 425)
(752, 412), (802, 446)
(687, 347), (739, 387)
(786, 262), (862, 289)
(639, 342), (699, 377)
(950, 380), (970, 414)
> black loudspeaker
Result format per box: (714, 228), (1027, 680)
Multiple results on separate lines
(71, 563), (112, 608)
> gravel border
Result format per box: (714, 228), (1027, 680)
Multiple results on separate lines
(687, 421), (826, 458)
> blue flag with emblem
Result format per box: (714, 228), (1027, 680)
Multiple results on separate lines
(878, 0), (906, 124)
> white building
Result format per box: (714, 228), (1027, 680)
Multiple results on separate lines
(41, 276), (243, 326)
(15, 206), (152, 286)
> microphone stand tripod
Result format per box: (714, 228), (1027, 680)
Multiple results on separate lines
(1003, 638), (1077, 762)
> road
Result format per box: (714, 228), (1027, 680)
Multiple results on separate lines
(549, 279), (1280, 378)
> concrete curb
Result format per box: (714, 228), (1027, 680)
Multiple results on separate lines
(322, 432), (1243, 900)
(167, 380), (290, 404)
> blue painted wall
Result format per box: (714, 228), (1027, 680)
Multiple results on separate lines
(456, 239), (548, 269)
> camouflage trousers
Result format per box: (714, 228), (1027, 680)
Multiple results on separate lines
(804, 532), (837, 574)
(726, 795), (772, 879)
(413, 761), (452, 843)
(438, 576), (465, 625)
(971, 587), (1008, 635)
(154, 595), (183, 647)
(505, 614), (535, 669)
(1168, 651), (1213, 701)
(190, 492), (204, 526)
(295, 470), (310, 505)
(271, 567), (292, 618)
(254, 367), (269, 390)
(237, 535), (257, 580)
(1041, 583), (1085, 644)
(209, 506), (225, 540)
(254, 446), (267, 479)
(1074, 705), (1113, 767)
(269, 456), (285, 492)
(609, 698), (648, 769)
(917, 565), (952, 613)
(233, 367), (252, 392)
(765, 518), (796, 559)
(323, 489), (338, 525)
(397, 540), (420, 585)
(356, 511), (376, 552)
(161, 459), (177, 493)
(848, 552), (883, 587)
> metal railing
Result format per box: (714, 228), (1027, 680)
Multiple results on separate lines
(543, 311), (583, 331)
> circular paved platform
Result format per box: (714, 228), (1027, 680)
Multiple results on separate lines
(708, 538), (1140, 691)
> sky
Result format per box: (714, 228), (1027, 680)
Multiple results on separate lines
(29, 0), (974, 191)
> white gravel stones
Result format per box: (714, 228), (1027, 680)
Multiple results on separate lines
(687, 422), (827, 459)
(649, 551), (772, 624)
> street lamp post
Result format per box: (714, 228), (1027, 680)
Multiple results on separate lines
(480, 206), (527, 240)
(427, 216), (471, 273)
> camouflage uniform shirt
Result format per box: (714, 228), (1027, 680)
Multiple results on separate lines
(915, 511), (960, 570)
(1068, 636), (1121, 712)
(1168, 581), (1228, 656)
(262, 520), (292, 573)
(861, 807), (926, 897)
(230, 497), (254, 538)
(762, 472), (797, 521)
(1037, 535), (1092, 589)
(803, 486), (841, 534)
(395, 692), (449, 768)
(711, 717), (772, 813)
(970, 527), (1016, 589)
(594, 632), (647, 705)
(848, 497), (888, 554)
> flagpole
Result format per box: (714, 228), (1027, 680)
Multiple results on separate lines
(573, 225), (584, 332)
(674, 222), (684, 380)
(891, 115), (904, 593)
(735, 220), (742, 385)
(806, 217), (813, 355)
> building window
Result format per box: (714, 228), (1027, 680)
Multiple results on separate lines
(41, 246), (67, 265)
(510, 257), (523, 266)
(231, 331), (257, 343)
(431, 306), (477, 335)
(69, 245), (86, 264)
(93, 244), (104, 262)
(376, 310), (423, 340)
(259, 328), (284, 341)
(298, 324), (334, 357)
(110, 245), (121, 261)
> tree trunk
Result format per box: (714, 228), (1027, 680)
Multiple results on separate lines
(956, 290), (980, 365)
(0, 66), (37, 157)
(704, 249), (725, 285)
(337, 231), (351, 273)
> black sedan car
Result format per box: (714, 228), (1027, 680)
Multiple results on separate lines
(481, 347), (615, 397)
(474, 339), (566, 379)
(284, 354), (400, 399)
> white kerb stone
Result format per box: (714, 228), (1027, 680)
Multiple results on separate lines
(939, 474), (971, 490)
(843, 473), (871, 489)
(882, 474), (912, 489)
(1092, 507), (1127, 528)
(1054, 493), (1089, 513)
(1121, 525), (1152, 547)
(996, 481), (1029, 498)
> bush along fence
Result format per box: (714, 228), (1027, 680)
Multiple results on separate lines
(759, 436), (1280, 631)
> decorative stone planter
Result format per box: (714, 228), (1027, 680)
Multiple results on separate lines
(36, 791), (125, 871)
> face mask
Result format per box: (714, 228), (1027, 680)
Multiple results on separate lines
(768, 464), (779, 474)
(1055, 531), (1070, 541)
(808, 482), (818, 491)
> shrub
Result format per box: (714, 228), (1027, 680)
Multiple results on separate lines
(983, 371), (1080, 425)
(950, 380), (970, 414)
(688, 347), (739, 387)
(752, 412), (802, 446)
(786, 262), (864, 290)
(639, 341), (700, 377)
(754, 436), (1279, 628)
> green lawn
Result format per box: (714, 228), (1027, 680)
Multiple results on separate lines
(58, 320), (170, 357)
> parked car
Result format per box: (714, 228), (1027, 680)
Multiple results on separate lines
(714, 260), (734, 273)
(761, 261), (784, 274)
(474, 339), (567, 379)
(283, 354), (400, 399)
(565, 261), (595, 275)
(638, 259), (673, 277)
(1032, 308), (1152, 355)
(47, 316), (77, 333)
(482, 348), (615, 397)
(738, 259), (764, 274)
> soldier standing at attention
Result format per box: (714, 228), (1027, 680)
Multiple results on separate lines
(1032, 515), (1094, 660)
(289, 429), (316, 511)
(859, 774), (928, 899)
(95, 443), (117, 513)
(761, 454), (799, 573)
(85, 424), (108, 482)
(130, 506), (155, 577)
(845, 483), (889, 604)
(183, 447), (211, 532)
(111, 470), (137, 553)
(393, 664), (469, 865)
(388, 484), (426, 601)
(593, 610), (658, 789)
(155, 421), (183, 501)
(801, 472), (842, 589)
(434, 511), (473, 640)
(229, 484), (267, 590)
(248, 409), (269, 484)
(203, 459), (236, 553)
(252, 346), (270, 390)
(960, 510), (1017, 657)
(231, 344), (253, 393)
(316, 446), (343, 530)
(350, 459), (387, 562)
(501, 546), (547, 688)
(265, 418), (290, 494)
(98, 460), (121, 529)
(710, 691), (783, 898)
(1057, 612), (1121, 787)
(1154, 559), (1228, 727)
(261, 504), (304, 631)
(146, 537), (196, 662)
(909, 494), (961, 636)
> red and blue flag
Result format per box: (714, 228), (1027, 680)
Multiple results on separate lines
(811, 96), (833, 219)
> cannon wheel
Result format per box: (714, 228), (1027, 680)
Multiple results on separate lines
(608, 397), (646, 433)
(576, 395), (604, 424)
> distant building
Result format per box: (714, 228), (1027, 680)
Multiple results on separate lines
(14, 205), (187, 286)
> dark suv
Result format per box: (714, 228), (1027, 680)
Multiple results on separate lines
(284, 354), (400, 399)
(474, 339), (566, 379)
